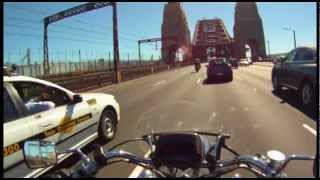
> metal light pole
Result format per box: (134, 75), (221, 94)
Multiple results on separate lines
(113, 2), (120, 83)
(267, 40), (271, 57)
(79, 49), (81, 71)
(138, 41), (141, 64)
(43, 22), (50, 74)
(293, 30), (296, 48)
(282, 27), (296, 49)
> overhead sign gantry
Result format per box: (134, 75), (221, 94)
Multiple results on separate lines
(43, 2), (121, 83)
(137, 36), (177, 64)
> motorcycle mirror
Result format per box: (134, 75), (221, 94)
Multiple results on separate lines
(23, 140), (58, 169)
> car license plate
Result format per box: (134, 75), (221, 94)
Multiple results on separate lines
(217, 73), (223, 76)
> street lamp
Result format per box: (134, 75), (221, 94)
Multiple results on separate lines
(282, 27), (296, 49)
(267, 40), (271, 58)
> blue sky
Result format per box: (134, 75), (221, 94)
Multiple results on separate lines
(4, 2), (317, 64)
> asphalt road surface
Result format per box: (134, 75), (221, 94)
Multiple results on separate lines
(57, 63), (317, 178)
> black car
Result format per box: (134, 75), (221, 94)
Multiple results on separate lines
(206, 58), (233, 81)
(271, 47), (316, 108)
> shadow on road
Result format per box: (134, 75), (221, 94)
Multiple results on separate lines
(202, 78), (232, 85)
(272, 89), (317, 122)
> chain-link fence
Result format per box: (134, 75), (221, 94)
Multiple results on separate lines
(13, 59), (165, 77)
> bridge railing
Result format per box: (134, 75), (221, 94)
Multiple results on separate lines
(12, 59), (165, 78)
(42, 62), (192, 92)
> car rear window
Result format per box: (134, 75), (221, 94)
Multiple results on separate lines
(209, 59), (226, 66)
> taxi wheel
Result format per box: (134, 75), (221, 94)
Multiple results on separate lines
(98, 109), (117, 143)
(227, 73), (233, 82)
(300, 82), (314, 108)
(272, 74), (282, 92)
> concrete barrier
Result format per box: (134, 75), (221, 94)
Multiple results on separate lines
(41, 63), (192, 92)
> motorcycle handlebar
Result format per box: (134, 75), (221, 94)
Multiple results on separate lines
(92, 144), (314, 178)
(92, 144), (169, 177)
(92, 143), (152, 166)
(145, 131), (231, 139)
(213, 155), (315, 178)
(275, 155), (315, 174)
(62, 134), (314, 178)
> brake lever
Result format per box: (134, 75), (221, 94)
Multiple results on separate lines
(206, 135), (227, 172)
(92, 143), (108, 166)
(146, 134), (156, 153)
(71, 152), (98, 178)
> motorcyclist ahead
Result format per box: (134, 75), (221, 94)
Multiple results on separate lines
(194, 58), (201, 72)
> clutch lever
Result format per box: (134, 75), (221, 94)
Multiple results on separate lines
(92, 144), (108, 166)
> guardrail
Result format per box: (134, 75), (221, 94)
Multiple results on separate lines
(47, 71), (113, 92)
(259, 58), (274, 62)
(42, 62), (192, 92)
(37, 70), (109, 81)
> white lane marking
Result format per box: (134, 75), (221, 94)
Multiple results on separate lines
(197, 77), (201, 84)
(243, 107), (249, 111)
(208, 112), (217, 122)
(129, 150), (151, 178)
(133, 77), (145, 82)
(25, 133), (98, 178)
(177, 121), (183, 128)
(253, 88), (257, 92)
(153, 80), (166, 86)
(302, 124), (316, 136)
(230, 106), (236, 112)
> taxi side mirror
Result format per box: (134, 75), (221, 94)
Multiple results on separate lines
(72, 94), (83, 104)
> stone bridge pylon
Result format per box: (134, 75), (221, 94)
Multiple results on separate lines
(161, 2), (191, 64)
(233, 2), (266, 60)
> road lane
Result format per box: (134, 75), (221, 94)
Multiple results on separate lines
(59, 64), (315, 178)
(237, 65), (317, 122)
